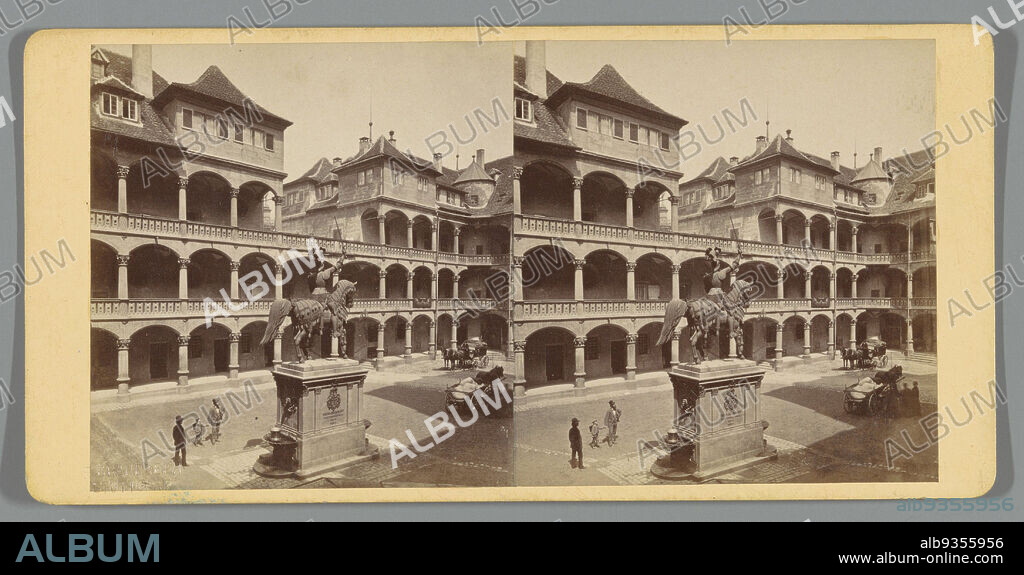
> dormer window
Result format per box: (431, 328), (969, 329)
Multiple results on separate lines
(101, 93), (138, 122)
(515, 98), (532, 122)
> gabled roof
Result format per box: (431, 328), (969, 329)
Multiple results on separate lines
(454, 159), (495, 185)
(546, 64), (686, 130)
(286, 157), (337, 187)
(337, 135), (440, 175)
(682, 157), (732, 186)
(96, 48), (169, 96)
(152, 65), (291, 128)
(92, 76), (146, 98)
(90, 49), (178, 147)
(736, 134), (839, 174)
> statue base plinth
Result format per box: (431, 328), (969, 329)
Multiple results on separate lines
(650, 359), (777, 482)
(253, 358), (379, 479)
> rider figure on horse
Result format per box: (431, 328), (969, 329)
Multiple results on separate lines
(306, 240), (338, 305)
(703, 247), (740, 310)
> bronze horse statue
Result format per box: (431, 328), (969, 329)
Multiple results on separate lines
(655, 277), (757, 365)
(260, 264), (356, 363)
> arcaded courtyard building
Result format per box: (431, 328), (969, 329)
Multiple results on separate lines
(510, 42), (936, 393)
(90, 45), (512, 396)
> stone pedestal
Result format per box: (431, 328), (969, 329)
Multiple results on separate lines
(651, 359), (777, 481)
(253, 358), (378, 479)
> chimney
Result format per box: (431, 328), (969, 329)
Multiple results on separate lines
(524, 41), (547, 99)
(729, 156), (739, 166)
(332, 157), (343, 168)
(388, 130), (396, 145)
(475, 148), (485, 166)
(755, 136), (768, 154)
(785, 129), (793, 143)
(830, 151), (840, 172)
(358, 136), (371, 155)
(131, 45), (153, 99)
(433, 152), (443, 172)
(874, 146), (883, 164)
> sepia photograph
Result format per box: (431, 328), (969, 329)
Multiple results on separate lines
(88, 41), (515, 490)
(510, 39), (939, 486)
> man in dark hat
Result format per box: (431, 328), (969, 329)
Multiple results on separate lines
(172, 415), (188, 467)
(604, 400), (622, 446)
(569, 418), (584, 469)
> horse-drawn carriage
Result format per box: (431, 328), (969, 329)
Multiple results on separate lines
(843, 365), (905, 415)
(841, 336), (889, 369)
(441, 338), (490, 370)
(444, 365), (511, 417)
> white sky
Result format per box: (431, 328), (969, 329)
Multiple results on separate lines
(102, 43), (513, 179)
(524, 40), (935, 177)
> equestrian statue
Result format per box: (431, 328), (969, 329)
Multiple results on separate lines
(655, 247), (757, 364)
(260, 246), (355, 363)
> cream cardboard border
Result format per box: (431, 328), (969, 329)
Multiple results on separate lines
(24, 25), (994, 504)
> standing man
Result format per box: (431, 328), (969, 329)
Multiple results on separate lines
(604, 400), (622, 446)
(208, 399), (225, 445)
(172, 415), (188, 467)
(569, 418), (584, 469)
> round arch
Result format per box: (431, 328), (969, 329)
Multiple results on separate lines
(521, 160), (573, 220)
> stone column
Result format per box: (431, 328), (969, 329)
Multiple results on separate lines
(117, 255), (130, 300)
(572, 177), (583, 222)
(431, 220), (438, 252)
(274, 264), (283, 300)
(177, 336), (190, 386)
(230, 261), (240, 300)
(827, 320), (835, 358)
(406, 273), (413, 299)
(574, 259), (585, 302)
(513, 340), (527, 396)
(378, 215), (386, 245)
(851, 273), (859, 298)
(851, 226), (859, 253)
(625, 333), (637, 381)
(907, 224), (913, 253)
(670, 196), (680, 233)
(404, 322), (414, 357)
(431, 272), (438, 300)
(907, 274), (914, 299)
(625, 188), (635, 228)
(829, 271), (836, 301)
(512, 167), (523, 215)
(378, 269), (387, 299)
(178, 258), (190, 300)
(775, 214), (784, 245)
(451, 320), (458, 351)
(229, 332), (240, 378)
(273, 195), (284, 230)
(729, 333), (738, 359)
(273, 330), (282, 365)
(406, 220), (414, 248)
(453, 273), (461, 300)
(803, 270), (811, 300)
(573, 336), (587, 388)
(626, 262), (636, 301)
(428, 321), (437, 359)
(453, 227), (461, 254)
(512, 257), (524, 302)
(776, 269), (784, 300)
(117, 338), (131, 396)
(906, 317), (915, 353)
(377, 324), (386, 360)
(671, 264), (681, 299)
(829, 221), (836, 251)
(116, 165), (130, 214)
(177, 177), (188, 221)
(775, 323), (784, 360)
(229, 188), (239, 228)
(670, 330), (681, 366)
(849, 319), (857, 350)
(802, 321), (811, 357)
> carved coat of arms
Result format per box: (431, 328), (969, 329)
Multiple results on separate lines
(326, 387), (342, 413)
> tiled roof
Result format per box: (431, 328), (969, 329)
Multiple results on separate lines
(546, 64), (686, 129)
(93, 76), (145, 97)
(339, 135), (439, 174)
(152, 65), (291, 128)
(872, 149), (936, 215)
(286, 157), (337, 187)
(471, 156), (514, 216)
(513, 55), (563, 99)
(851, 158), (889, 183)
(704, 193), (736, 211)
(454, 159), (495, 185)
(737, 134), (837, 173)
(98, 49), (169, 95)
(514, 103), (579, 149)
(682, 156), (731, 186)
(91, 49), (177, 147)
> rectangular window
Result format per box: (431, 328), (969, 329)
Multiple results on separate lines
(188, 338), (203, 359)
(234, 122), (244, 142)
(576, 107), (588, 130)
(365, 168), (373, 183)
(120, 98), (137, 121)
(358, 171), (365, 186)
(514, 97), (532, 122)
(251, 128), (261, 147)
(588, 111), (599, 133)
(101, 93), (118, 116)
(763, 168), (771, 182)
(793, 169), (801, 184)
(600, 115), (612, 135)
(637, 334), (650, 356)
(613, 119), (624, 139)
(755, 170), (762, 185)
(264, 133), (275, 151)
(659, 131), (670, 151)
(639, 126), (649, 146)
(585, 338), (600, 361)
(182, 107), (193, 128)
(217, 119), (228, 140)
(392, 169), (404, 185)
(629, 122), (639, 142)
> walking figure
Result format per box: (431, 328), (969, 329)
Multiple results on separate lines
(589, 419), (603, 448)
(603, 401), (622, 446)
(190, 418), (206, 447)
(208, 399), (225, 444)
